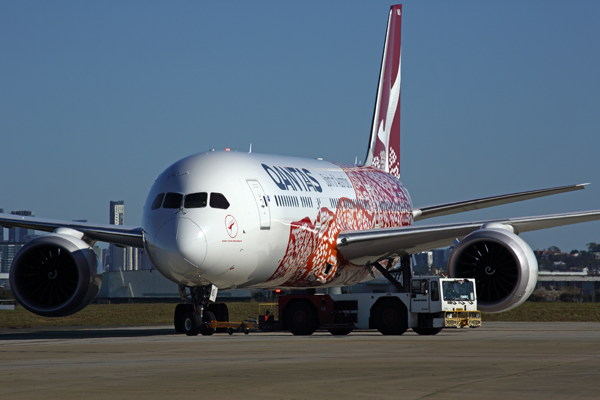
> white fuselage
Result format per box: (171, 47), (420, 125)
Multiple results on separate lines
(142, 151), (413, 290)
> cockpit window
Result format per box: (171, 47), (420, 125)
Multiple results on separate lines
(163, 192), (183, 209)
(184, 192), (208, 208)
(151, 193), (165, 210)
(209, 193), (230, 209)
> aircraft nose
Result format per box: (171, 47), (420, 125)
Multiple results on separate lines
(153, 217), (207, 271)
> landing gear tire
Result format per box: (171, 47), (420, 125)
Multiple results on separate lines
(207, 303), (229, 333)
(200, 310), (216, 336)
(328, 328), (353, 336)
(174, 304), (193, 333)
(412, 327), (443, 336)
(183, 312), (201, 336)
(374, 299), (408, 336)
(286, 302), (318, 336)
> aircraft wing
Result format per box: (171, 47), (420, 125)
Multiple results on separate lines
(0, 213), (143, 248)
(412, 183), (588, 221)
(337, 209), (600, 265)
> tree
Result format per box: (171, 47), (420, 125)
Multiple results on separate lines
(547, 246), (561, 253)
(586, 242), (600, 253)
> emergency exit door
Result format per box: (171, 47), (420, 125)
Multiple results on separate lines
(247, 180), (271, 229)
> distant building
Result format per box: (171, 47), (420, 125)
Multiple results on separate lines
(107, 201), (126, 272)
(0, 210), (35, 274)
(536, 271), (600, 299)
(411, 247), (454, 276)
(8, 210), (35, 243)
(0, 243), (23, 274)
(107, 245), (126, 272)
(139, 249), (153, 270)
(432, 247), (453, 271)
(110, 201), (125, 225)
(413, 251), (433, 272)
(105, 201), (151, 272)
(98, 270), (179, 299)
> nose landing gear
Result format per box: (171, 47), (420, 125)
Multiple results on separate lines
(174, 284), (225, 336)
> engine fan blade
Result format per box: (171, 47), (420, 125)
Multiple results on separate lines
(455, 241), (519, 303)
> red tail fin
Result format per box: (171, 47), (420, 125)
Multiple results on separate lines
(365, 5), (402, 178)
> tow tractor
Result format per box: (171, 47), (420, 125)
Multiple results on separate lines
(274, 276), (480, 336)
(208, 257), (480, 336)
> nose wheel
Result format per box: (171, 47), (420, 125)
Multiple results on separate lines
(174, 285), (223, 336)
(182, 312), (201, 336)
(199, 311), (216, 336)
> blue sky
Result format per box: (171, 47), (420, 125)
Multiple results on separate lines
(1, 1), (599, 252)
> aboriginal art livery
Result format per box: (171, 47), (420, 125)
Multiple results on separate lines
(3, 5), (600, 323)
(141, 151), (413, 291)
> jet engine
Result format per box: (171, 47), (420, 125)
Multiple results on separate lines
(447, 223), (538, 313)
(9, 228), (102, 317)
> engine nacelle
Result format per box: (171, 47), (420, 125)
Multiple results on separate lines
(447, 223), (538, 313)
(9, 229), (102, 317)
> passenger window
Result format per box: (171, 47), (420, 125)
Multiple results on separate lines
(184, 192), (208, 208)
(210, 193), (230, 209)
(163, 192), (183, 209)
(151, 193), (165, 210)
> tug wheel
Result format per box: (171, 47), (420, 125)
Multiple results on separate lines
(373, 299), (408, 335)
(286, 302), (318, 336)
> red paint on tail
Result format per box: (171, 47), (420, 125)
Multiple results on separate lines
(365, 5), (402, 178)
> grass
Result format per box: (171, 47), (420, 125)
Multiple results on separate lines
(1, 302), (600, 329)
(0, 302), (263, 329)
(481, 302), (600, 322)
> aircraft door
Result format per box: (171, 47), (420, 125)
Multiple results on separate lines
(247, 180), (271, 230)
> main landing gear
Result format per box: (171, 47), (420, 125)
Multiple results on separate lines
(174, 285), (229, 336)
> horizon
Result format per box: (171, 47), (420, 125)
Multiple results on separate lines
(1, 1), (599, 252)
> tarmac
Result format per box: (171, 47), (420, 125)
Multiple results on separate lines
(1, 322), (599, 399)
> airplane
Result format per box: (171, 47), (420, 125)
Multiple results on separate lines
(2, 4), (600, 336)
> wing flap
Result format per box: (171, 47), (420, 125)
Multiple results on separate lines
(338, 209), (600, 265)
(0, 214), (144, 248)
(412, 184), (588, 221)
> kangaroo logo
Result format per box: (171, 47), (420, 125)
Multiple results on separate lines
(225, 215), (238, 238)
